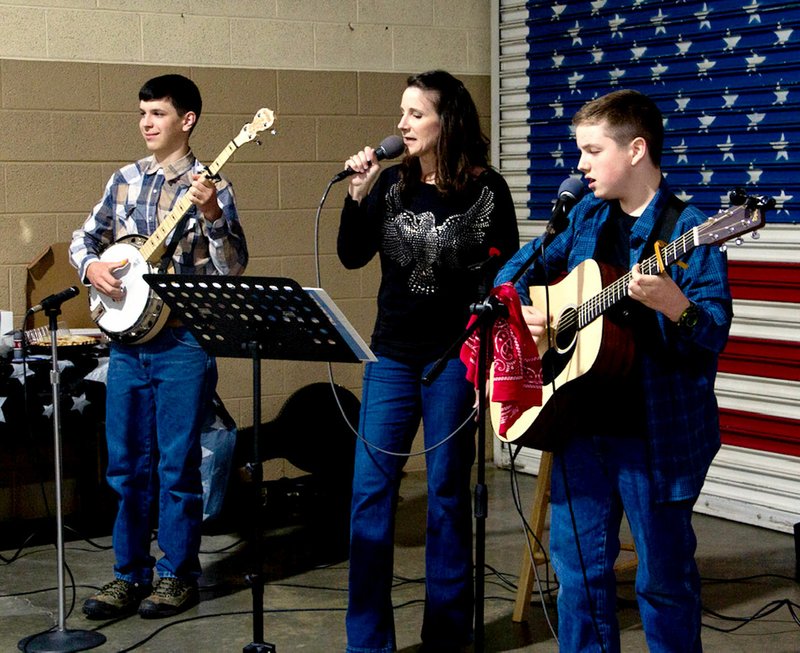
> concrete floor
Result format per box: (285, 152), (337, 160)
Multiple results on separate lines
(2, 464), (799, 652)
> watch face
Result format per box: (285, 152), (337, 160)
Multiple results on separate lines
(680, 304), (699, 328)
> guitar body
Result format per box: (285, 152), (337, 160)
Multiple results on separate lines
(490, 258), (634, 450)
(489, 198), (768, 450)
(88, 235), (171, 345)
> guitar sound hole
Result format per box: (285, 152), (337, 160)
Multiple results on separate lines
(554, 307), (578, 353)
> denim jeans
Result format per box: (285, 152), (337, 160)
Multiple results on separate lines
(346, 355), (476, 653)
(550, 435), (702, 653)
(105, 327), (217, 585)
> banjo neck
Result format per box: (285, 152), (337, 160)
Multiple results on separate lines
(139, 139), (241, 265)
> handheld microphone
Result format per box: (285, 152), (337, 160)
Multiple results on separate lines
(546, 176), (585, 236)
(27, 286), (80, 314)
(331, 135), (405, 183)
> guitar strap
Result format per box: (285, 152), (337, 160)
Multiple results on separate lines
(639, 192), (686, 265)
(158, 210), (192, 273)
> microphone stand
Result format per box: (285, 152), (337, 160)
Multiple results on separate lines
(18, 304), (106, 653)
(422, 206), (569, 653)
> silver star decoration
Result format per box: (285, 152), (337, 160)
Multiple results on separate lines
(675, 92), (691, 112)
(675, 35), (692, 56)
(0, 396), (6, 423)
(591, 45), (605, 64)
(675, 190), (694, 203)
(71, 393), (91, 414)
(772, 190), (793, 215)
(698, 113), (717, 132)
(723, 29), (741, 51)
(722, 89), (739, 108)
(774, 23), (792, 46)
(609, 14), (626, 38)
(552, 51), (565, 68)
(9, 362), (35, 384)
(630, 42), (647, 61)
(549, 98), (564, 118)
(697, 56), (716, 77)
(744, 0), (761, 24)
(567, 21), (582, 46)
(650, 61), (668, 82)
(773, 83), (788, 105)
(650, 8), (667, 35)
(745, 51), (765, 73)
(695, 3), (712, 30)
(672, 139), (689, 164)
(590, 0), (607, 16)
(717, 136), (736, 162)
(609, 67), (626, 85)
(84, 357), (109, 384)
(568, 71), (584, 92)
(550, 143), (566, 167)
(746, 112), (766, 130)
(769, 133), (789, 161)
(746, 163), (763, 185)
(699, 165), (714, 185)
(43, 403), (54, 419)
(551, 3), (567, 20)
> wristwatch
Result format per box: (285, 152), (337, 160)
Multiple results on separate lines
(676, 302), (699, 330)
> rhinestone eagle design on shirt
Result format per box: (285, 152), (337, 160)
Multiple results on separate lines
(382, 182), (495, 295)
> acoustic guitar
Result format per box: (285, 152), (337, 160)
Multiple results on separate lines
(490, 196), (770, 450)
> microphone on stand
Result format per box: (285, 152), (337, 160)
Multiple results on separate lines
(27, 286), (80, 314)
(331, 135), (405, 183)
(546, 176), (586, 237)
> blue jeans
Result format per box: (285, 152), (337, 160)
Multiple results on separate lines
(346, 355), (476, 653)
(550, 436), (702, 653)
(105, 327), (217, 585)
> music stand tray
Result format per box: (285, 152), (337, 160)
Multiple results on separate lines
(143, 274), (375, 363)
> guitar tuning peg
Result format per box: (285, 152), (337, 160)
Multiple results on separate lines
(719, 244), (728, 253)
(751, 231), (760, 240)
(735, 237), (743, 246)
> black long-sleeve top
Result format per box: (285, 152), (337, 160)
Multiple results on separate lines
(338, 165), (519, 364)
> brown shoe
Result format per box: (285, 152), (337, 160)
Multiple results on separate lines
(138, 577), (199, 619)
(83, 579), (152, 620)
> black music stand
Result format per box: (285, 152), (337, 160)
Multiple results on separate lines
(144, 274), (374, 653)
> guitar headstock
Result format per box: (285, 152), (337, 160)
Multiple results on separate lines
(695, 193), (771, 248)
(232, 108), (275, 147)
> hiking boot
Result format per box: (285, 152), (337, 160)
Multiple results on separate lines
(138, 577), (199, 619)
(83, 579), (152, 620)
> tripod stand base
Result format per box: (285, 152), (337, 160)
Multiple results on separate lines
(244, 643), (276, 652)
(18, 628), (106, 653)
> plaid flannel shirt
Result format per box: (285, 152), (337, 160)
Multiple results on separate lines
(495, 181), (732, 502)
(70, 151), (247, 282)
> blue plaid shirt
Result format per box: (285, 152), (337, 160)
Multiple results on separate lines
(70, 151), (247, 282)
(496, 181), (732, 502)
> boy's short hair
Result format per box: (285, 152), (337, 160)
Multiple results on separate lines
(572, 89), (664, 166)
(139, 74), (202, 129)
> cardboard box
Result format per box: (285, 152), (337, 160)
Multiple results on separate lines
(26, 243), (93, 330)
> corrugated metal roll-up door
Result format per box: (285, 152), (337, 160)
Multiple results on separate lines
(493, 0), (799, 532)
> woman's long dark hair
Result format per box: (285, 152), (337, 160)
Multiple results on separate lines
(400, 70), (489, 199)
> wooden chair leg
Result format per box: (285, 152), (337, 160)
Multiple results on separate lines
(512, 452), (553, 623)
(511, 452), (638, 623)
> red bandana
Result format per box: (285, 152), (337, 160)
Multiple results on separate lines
(460, 283), (543, 436)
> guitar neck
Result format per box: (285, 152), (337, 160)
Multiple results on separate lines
(139, 141), (239, 263)
(579, 230), (696, 327)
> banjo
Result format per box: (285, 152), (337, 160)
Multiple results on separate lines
(88, 107), (275, 345)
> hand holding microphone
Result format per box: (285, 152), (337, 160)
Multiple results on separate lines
(336, 135), (405, 202)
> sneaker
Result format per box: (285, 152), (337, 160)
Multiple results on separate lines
(83, 579), (152, 620)
(138, 577), (199, 619)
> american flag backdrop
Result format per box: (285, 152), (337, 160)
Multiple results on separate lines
(525, 0), (797, 220)
(523, 0), (799, 462)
